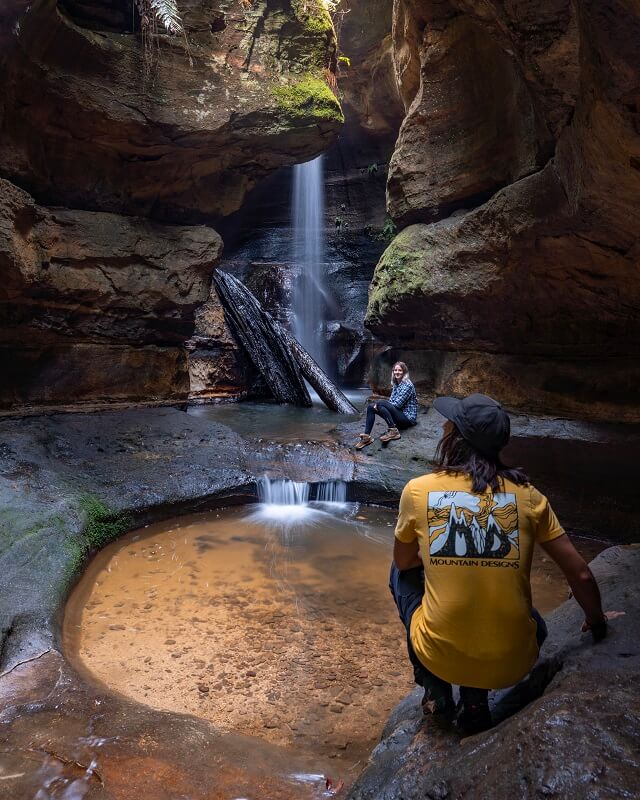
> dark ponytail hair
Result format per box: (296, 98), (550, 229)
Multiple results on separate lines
(432, 423), (529, 493)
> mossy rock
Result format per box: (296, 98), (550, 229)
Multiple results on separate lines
(271, 74), (343, 123)
(286, 0), (337, 70)
(366, 221), (492, 326)
(64, 494), (131, 581)
(367, 225), (430, 323)
(291, 0), (333, 36)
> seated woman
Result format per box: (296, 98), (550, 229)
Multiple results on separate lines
(355, 361), (418, 449)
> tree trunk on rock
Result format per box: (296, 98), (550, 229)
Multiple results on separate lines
(212, 270), (312, 407)
(213, 270), (357, 414)
(271, 319), (358, 414)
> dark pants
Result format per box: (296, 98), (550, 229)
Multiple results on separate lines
(365, 400), (413, 435)
(388, 563), (548, 706)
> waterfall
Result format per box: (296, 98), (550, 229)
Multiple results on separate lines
(256, 476), (310, 506)
(314, 480), (347, 504)
(256, 476), (347, 506)
(252, 476), (348, 523)
(292, 155), (327, 372)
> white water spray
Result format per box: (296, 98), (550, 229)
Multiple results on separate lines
(256, 476), (310, 506)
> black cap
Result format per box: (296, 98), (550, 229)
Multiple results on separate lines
(433, 393), (510, 457)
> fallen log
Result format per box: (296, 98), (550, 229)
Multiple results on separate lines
(213, 270), (358, 414)
(212, 270), (312, 407)
(270, 318), (358, 414)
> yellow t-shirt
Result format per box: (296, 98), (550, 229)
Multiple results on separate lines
(395, 472), (565, 689)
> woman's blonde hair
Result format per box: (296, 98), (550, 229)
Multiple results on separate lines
(391, 361), (410, 386)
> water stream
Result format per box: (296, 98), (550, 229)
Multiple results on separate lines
(292, 156), (328, 372)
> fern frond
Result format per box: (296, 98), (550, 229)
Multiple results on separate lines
(148, 0), (184, 34)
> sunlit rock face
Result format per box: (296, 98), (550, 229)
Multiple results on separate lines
(0, 0), (342, 410)
(0, 0), (342, 222)
(0, 178), (222, 410)
(367, 0), (640, 421)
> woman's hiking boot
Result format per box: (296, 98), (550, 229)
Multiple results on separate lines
(380, 427), (401, 442)
(354, 433), (373, 450)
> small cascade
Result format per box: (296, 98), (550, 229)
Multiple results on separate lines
(314, 480), (347, 504)
(256, 476), (310, 506)
(252, 476), (349, 524)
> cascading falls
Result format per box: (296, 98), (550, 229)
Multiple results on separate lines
(251, 476), (348, 525)
(257, 476), (310, 506)
(314, 480), (347, 504)
(292, 155), (328, 372)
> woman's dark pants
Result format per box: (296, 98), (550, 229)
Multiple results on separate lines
(388, 563), (548, 707)
(365, 400), (413, 435)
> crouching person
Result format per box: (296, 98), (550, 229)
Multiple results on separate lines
(390, 393), (611, 734)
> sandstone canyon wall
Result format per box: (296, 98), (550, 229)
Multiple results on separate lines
(367, 0), (640, 421)
(0, 0), (342, 412)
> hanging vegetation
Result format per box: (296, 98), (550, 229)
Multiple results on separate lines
(134, 0), (189, 83)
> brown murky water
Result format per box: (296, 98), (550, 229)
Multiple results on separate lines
(63, 503), (607, 791)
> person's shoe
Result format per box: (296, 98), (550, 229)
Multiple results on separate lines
(379, 427), (401, 442)
(455, 701), (492, 735)
(354, 433), (373, 450)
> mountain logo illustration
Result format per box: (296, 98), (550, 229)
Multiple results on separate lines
(427, 491), (519, 560)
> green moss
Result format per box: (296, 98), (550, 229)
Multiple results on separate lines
(367, 227), (428, 322)
(291, 0), (333, 36)
(63, 494), (131, 582)
(271, 74), (343, 122)
(78, 495), (130, 551)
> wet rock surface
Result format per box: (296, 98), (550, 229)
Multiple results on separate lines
(0, 650), (332, 800)
(347, 546), (640, 800)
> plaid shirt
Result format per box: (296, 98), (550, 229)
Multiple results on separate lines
(389, 379), (418, 423)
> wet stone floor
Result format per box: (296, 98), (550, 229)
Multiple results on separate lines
(63, 503), (608, 791)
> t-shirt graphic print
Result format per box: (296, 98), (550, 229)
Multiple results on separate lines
(428, 491), (519, 561)
(395, 474), (566, 687)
